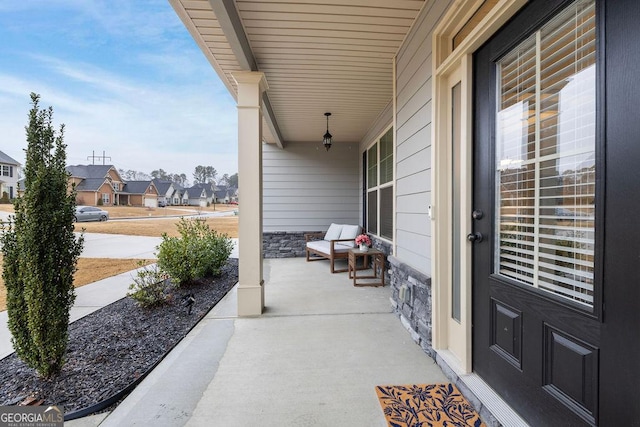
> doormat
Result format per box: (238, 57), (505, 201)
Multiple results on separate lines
(376, 383), (485, 427)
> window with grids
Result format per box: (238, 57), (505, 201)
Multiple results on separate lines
(366, 127), (393, 241)
(495, 0), (596, 308)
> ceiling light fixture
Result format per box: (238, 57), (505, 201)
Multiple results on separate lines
(323, 112), (332, 151)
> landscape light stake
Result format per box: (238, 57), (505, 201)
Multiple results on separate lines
(182, 293), (195, 315)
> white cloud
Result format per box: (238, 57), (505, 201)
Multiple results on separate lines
(0, 2), (240, 178)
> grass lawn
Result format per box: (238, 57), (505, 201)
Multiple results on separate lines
(76, 216), (238, 238)
(0, 257), (155, 312)
(1, 204), (239, 238)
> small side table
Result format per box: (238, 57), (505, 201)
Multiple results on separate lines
(348, 248), (385, 287)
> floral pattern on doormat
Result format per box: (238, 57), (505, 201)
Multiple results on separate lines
(376, 383), (485, 427)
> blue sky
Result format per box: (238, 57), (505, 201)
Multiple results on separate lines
(0, 1), (238, 181)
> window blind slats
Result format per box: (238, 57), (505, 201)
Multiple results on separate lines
(495, 0), (596, 308)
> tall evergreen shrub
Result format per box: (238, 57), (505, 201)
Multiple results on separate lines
(0, 93), (84, 378)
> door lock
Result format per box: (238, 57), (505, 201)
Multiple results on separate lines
(472, 210), (484, 220)
(467, 232), (483, 243)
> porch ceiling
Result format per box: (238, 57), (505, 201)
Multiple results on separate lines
(170, 0), (425, 147)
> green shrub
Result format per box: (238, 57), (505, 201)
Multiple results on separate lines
(97, 198), (103, 206)
(128, 263), (170, 308)
(0, 192), (9, 204)
(157, 218), (233, 285)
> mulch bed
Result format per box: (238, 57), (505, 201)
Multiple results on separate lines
(0, 258), (238, 415)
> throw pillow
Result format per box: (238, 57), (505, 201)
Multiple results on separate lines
(324, 223), (343, 241)
(339, 224), (360, 247)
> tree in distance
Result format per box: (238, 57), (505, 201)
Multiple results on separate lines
(193, 165), (217, 184)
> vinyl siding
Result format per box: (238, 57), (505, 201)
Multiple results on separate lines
(263, 141), (359, 232)
(393, 0), (452, 275)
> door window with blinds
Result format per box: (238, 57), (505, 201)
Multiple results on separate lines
(366, 127), (393, 241)
(495, 0), (596, 308)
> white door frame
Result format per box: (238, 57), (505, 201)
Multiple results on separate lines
(431, 0), (528, 375)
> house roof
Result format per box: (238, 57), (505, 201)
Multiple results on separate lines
(214, 190), (228, 199)
(75, 178), (109, 192)
(192, 183), (214, 197)
(66, 164), (118, 180)
(0, 150), (20, 166)
(185, 186), (206, 198)
(169, 1), (424, 148)
(152, 179), (173, 194)
(122, 181), (155, 195)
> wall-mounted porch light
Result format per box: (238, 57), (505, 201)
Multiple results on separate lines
(323, 112), (332, 151)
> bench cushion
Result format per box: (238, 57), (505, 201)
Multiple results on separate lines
(306, 240), (352, 254)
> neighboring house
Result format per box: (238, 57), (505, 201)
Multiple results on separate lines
(180, 187), (190, 205)
(172, 184), (184, 205)
(172, 0), (639, 425)
(191, 182), (215, 205)
(66, 165), (125, 206)
(214, 189), (229, 204)
(184, 186), (207, 207)
(214, 185), (239, 203)
(152, 179), (176, 206)
(228, 186), (238, 202)
(121, 181), (159, 208)
(0, 150), (20, 200)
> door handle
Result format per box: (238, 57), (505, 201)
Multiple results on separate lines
(467, 232), (483, 243)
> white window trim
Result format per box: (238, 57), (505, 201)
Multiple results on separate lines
(365, 125), (394, 243)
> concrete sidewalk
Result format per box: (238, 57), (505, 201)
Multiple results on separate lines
(71, 257), (447, 427)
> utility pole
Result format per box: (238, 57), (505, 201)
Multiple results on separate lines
(86, 151), (112, 165)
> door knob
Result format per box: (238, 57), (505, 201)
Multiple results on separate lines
(467, 232), (483, 243)
(472, 210), (484, 220)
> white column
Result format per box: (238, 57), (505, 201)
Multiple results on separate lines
(232, 71), (267, 316)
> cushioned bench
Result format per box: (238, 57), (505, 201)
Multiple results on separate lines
(305, 223), (360, 273)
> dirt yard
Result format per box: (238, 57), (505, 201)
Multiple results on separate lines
(0, 204), (238, 238)
(76, 216), (238, 238)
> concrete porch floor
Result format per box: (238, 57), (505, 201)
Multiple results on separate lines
(78, 257), (447, 426)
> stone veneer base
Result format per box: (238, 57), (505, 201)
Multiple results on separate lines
(262, 231), (311, 258)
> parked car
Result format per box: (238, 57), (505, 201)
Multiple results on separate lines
(228, 201), (238, 205)
(158, 200), (167, 207)
(74, 206), (109, 222)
